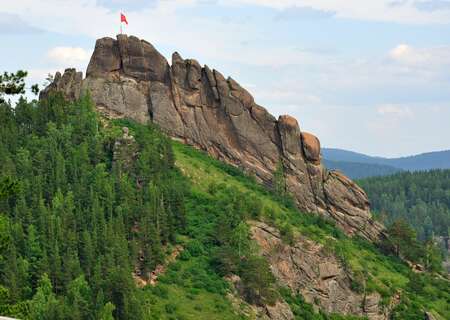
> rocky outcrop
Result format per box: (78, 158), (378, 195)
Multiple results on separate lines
(250, 222), (389, 320)
(41, 34), (384, 241)
(40, 68), (83, 102)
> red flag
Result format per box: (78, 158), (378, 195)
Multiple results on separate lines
(121, 13), (128, 25)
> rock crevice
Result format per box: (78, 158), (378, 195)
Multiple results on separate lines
(40, 34), (384, 241)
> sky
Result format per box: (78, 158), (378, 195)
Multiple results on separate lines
(2, 0), (450, 157)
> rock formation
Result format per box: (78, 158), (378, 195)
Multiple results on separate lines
(40, 34), (384, 241)
(250, 222), (389, 320)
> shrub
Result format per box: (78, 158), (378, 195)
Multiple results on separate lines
(186, 240), (205, 257)
(152, 286), (169, 299)
(165, 302), (177, 314)
(280, 223), (295, 245)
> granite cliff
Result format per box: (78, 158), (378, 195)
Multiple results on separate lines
(41, 34), (384, 241)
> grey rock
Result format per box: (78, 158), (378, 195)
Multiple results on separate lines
(86, 37), (121, 77)
(116, 35), (170, 82)
(82, 76), (150, 124)
(39, 68), (82, 101)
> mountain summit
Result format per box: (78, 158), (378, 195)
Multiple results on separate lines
(41, 34), (384, 241)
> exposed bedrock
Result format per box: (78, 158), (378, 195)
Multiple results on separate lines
(250, 222), (389, 320)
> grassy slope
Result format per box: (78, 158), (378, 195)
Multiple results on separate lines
(131, 129), (449, 319)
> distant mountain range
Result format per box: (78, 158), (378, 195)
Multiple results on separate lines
(323, 148), (450, 179)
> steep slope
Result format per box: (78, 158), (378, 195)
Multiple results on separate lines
(41, 34), (383, 241)
(171, 138), (450, 320)
(323, 148), (450, 171)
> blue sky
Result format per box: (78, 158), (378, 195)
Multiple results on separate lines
(2, 0), (450, 157)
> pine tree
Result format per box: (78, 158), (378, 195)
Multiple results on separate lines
(29, 273), (59, 320)
(0, 71), (28, 103)
(65, 275), (93, 320)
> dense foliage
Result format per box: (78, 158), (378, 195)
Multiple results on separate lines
(358, 170), (450, 241)
(0, 94), (186, 319)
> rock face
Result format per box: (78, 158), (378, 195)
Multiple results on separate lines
(250, 222), (388, 320)
(41, 34), (384, 241)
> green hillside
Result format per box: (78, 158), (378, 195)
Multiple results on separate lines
(0, 96), (449, 319)
(358, 170), (450, 242)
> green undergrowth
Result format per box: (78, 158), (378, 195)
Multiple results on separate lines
(140, 256), (243, 320)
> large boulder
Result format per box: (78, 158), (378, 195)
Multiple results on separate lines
(41, 34), (384, 242)
(301, 132), (321, 164)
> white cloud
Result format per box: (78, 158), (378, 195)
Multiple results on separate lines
(221, 0), (450, 24)
(389, 43), (450, 67)
(3, 0), (450, 156)
(47, 47), (91, 66)
(377, 104), (414, 118)
(390, 44), (414, 60)
(1, 0), (202, 39)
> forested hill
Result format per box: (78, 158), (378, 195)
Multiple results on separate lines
(1, 94), (449, 319)
(323, 148), (450, 171)
(0, 94), (188, 319)
(358, 170), (450, 241)
(324, 159), (402, 179)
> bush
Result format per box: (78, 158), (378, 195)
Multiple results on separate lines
(186, 240), (205, 257)
(151, 286), (169, 299)
(179, 250), (192, 261)
(280, 223), (295, 245)
(239, 256), (278, 306)
(164, 302), (177, 314)
(246, 194), (263, 219)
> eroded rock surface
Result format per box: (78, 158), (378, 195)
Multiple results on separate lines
(41, 34), (384, 241)
(250, 222), (388, 320)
